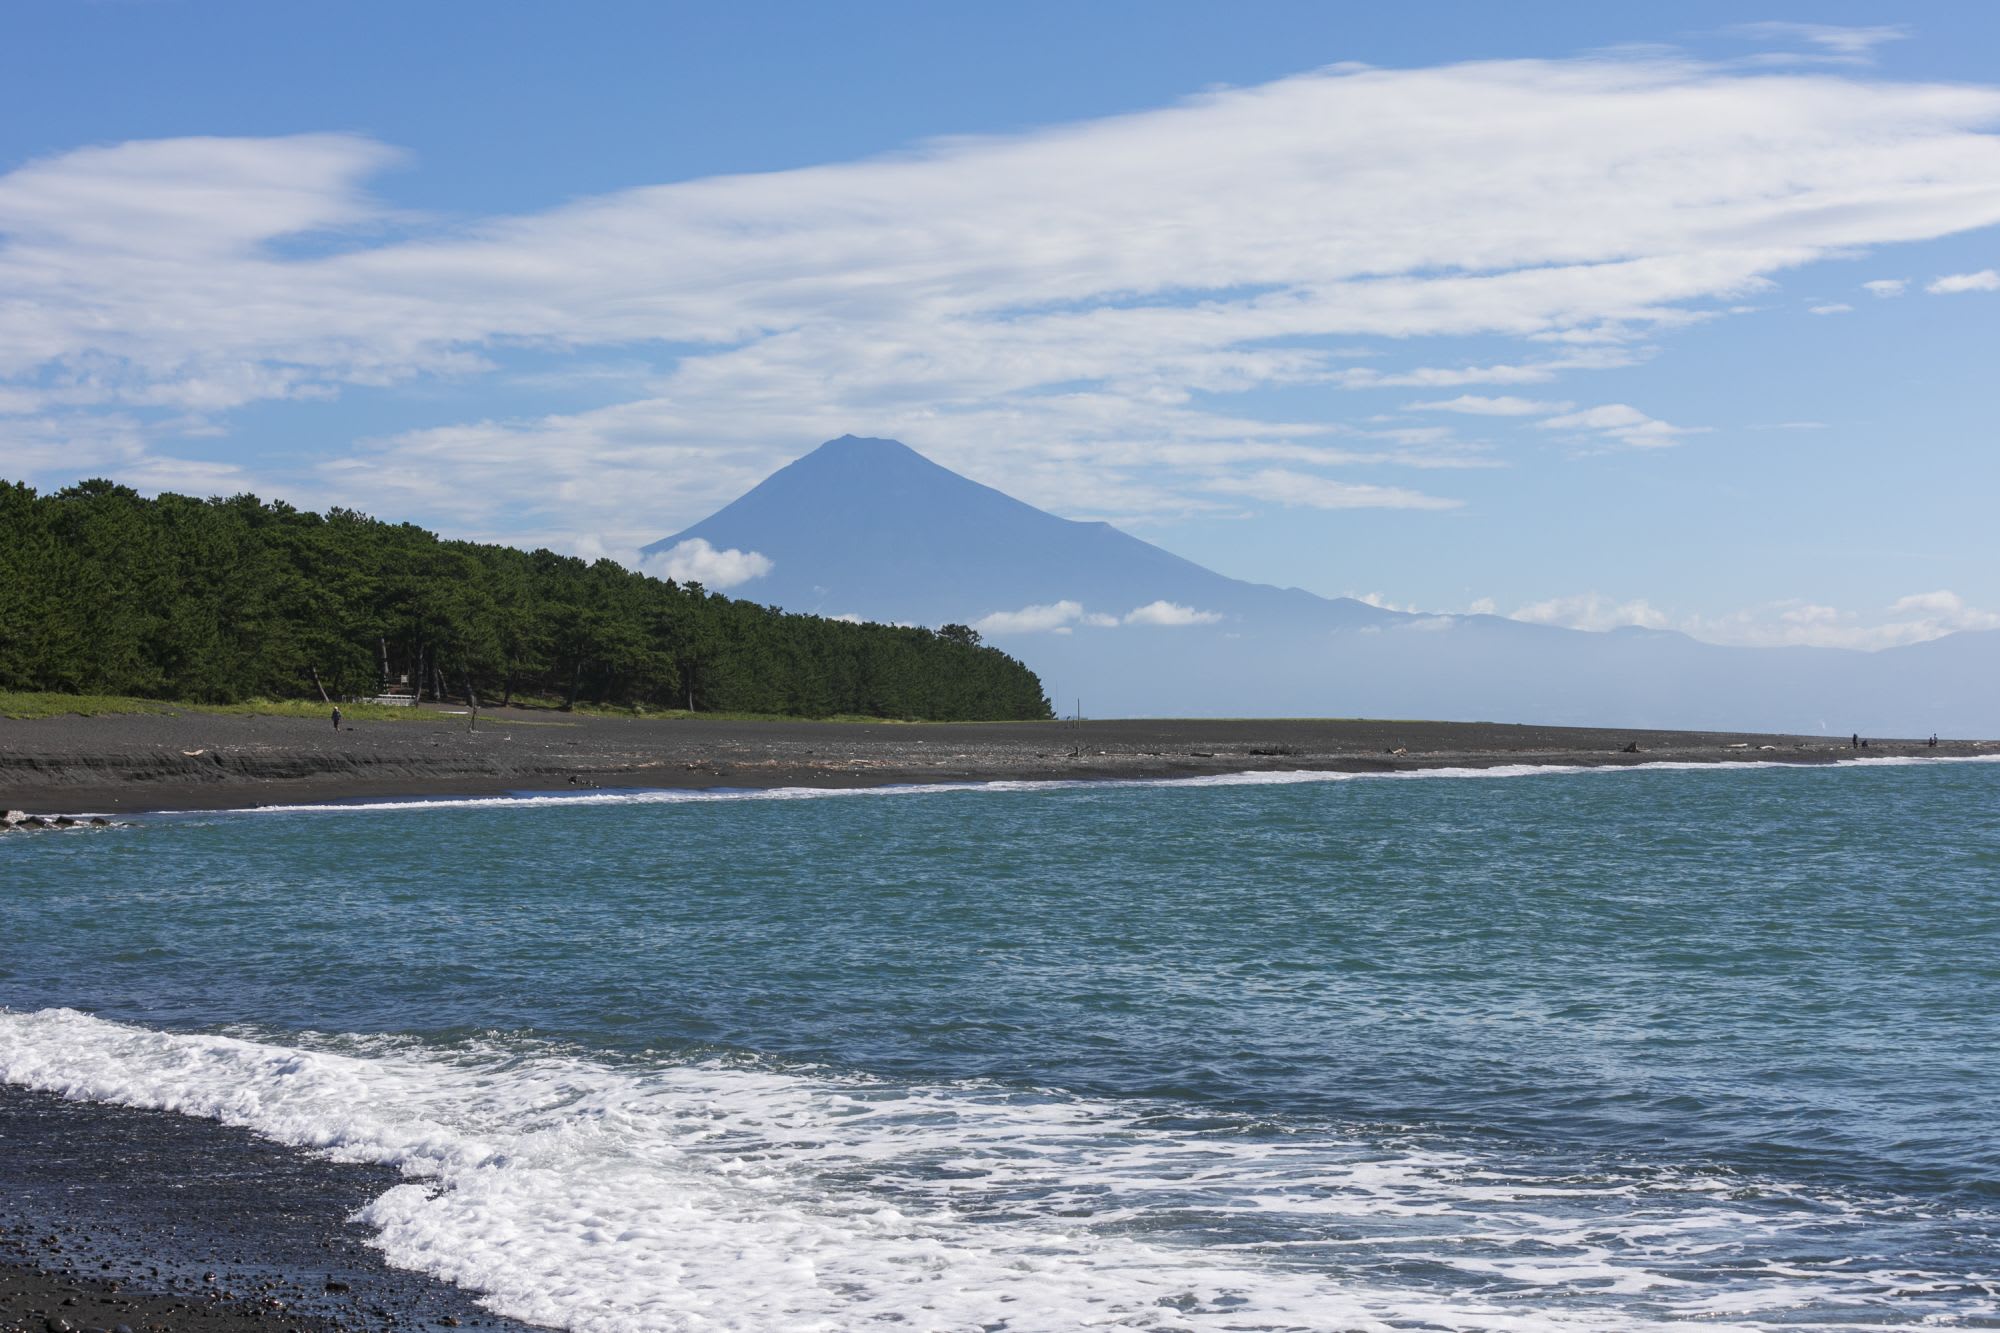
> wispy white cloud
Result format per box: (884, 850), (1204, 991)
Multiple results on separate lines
(1688, 591), (2000, 649)
(1927, 268), (2000, 294)
(1726, 22), (1911, 61)
(1123, 600), (1222, 627)
(8, 55), (2000, 542)
(972, 601), (1089, 635)
(1208, 468), (1462, 511)
(1405, 394), (1573, 416)
(1888, 589), (1992, 620)
(0, 412), (263, 497)
(638, 538), (772, 589)
(1506, 587), (2000, 649)
(1351, 591), (1426, 613)
(1538, 403), (1702, 449)
(1324, 584), (2000, 652)
(972, 598), (1222, 634)
(1329, 350), (1642, 391)
(1862, 278), (1908, 298)
(1807, 302), (1852, 315)
(1513, 593), (1673, 633)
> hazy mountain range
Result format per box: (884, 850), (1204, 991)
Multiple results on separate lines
(645, 436), (1999, 735)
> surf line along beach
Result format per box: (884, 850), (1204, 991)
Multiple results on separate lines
(0, 708), (1986, 815)
(8, 753), (2000, 1332)
(0, 1079), (546, 1333)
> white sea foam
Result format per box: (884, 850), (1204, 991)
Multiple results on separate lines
(2, 1008), (1960, 1332)
(228, 750), (2000, 818)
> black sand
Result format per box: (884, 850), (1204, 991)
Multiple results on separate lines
(2, 709), (1982, 816)
(0, 1085), (542, 1333)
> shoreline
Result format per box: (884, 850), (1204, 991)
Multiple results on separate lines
(0, 1082), (544, 1333)
(2, 709), (1987, 816)
(5, 726), (1995, 1330)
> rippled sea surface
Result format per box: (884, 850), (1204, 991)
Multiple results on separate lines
(4, 758), (1999, 1331)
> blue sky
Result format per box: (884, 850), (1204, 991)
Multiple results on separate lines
(5, 1), (2000, 649)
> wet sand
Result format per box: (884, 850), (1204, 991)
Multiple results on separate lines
(1, 709), (1981, 815)
(0, 1083), (541, 1333)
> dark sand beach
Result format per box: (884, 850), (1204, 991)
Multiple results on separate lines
(1, 708), (1983, 816)
(0, 1084), (541, 1333)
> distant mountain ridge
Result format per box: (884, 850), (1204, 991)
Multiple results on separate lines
(645, 436), (1999, 735)
(645, 435), (1384, 629)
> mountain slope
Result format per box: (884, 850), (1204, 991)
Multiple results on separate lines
(644, 436), (1386, 628)
(644, 437), (1999, 735)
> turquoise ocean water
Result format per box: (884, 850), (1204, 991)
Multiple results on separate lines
(3, 758), (1998, 1330)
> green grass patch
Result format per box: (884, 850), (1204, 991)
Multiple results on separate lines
(205, 698), (440, 723)
(498, 695), (933, 724)
(0, 689), (1035, 726)
(0, 690), (175, 719)
(0, 690), (434, 723)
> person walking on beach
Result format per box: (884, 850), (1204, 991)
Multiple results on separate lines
(332, 705), (342, 731)
(1851, 733), (1859, 749)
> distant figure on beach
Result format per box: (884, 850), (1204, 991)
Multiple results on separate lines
(1851, 733), (1859, 749)
(331, 705), (342, 731)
